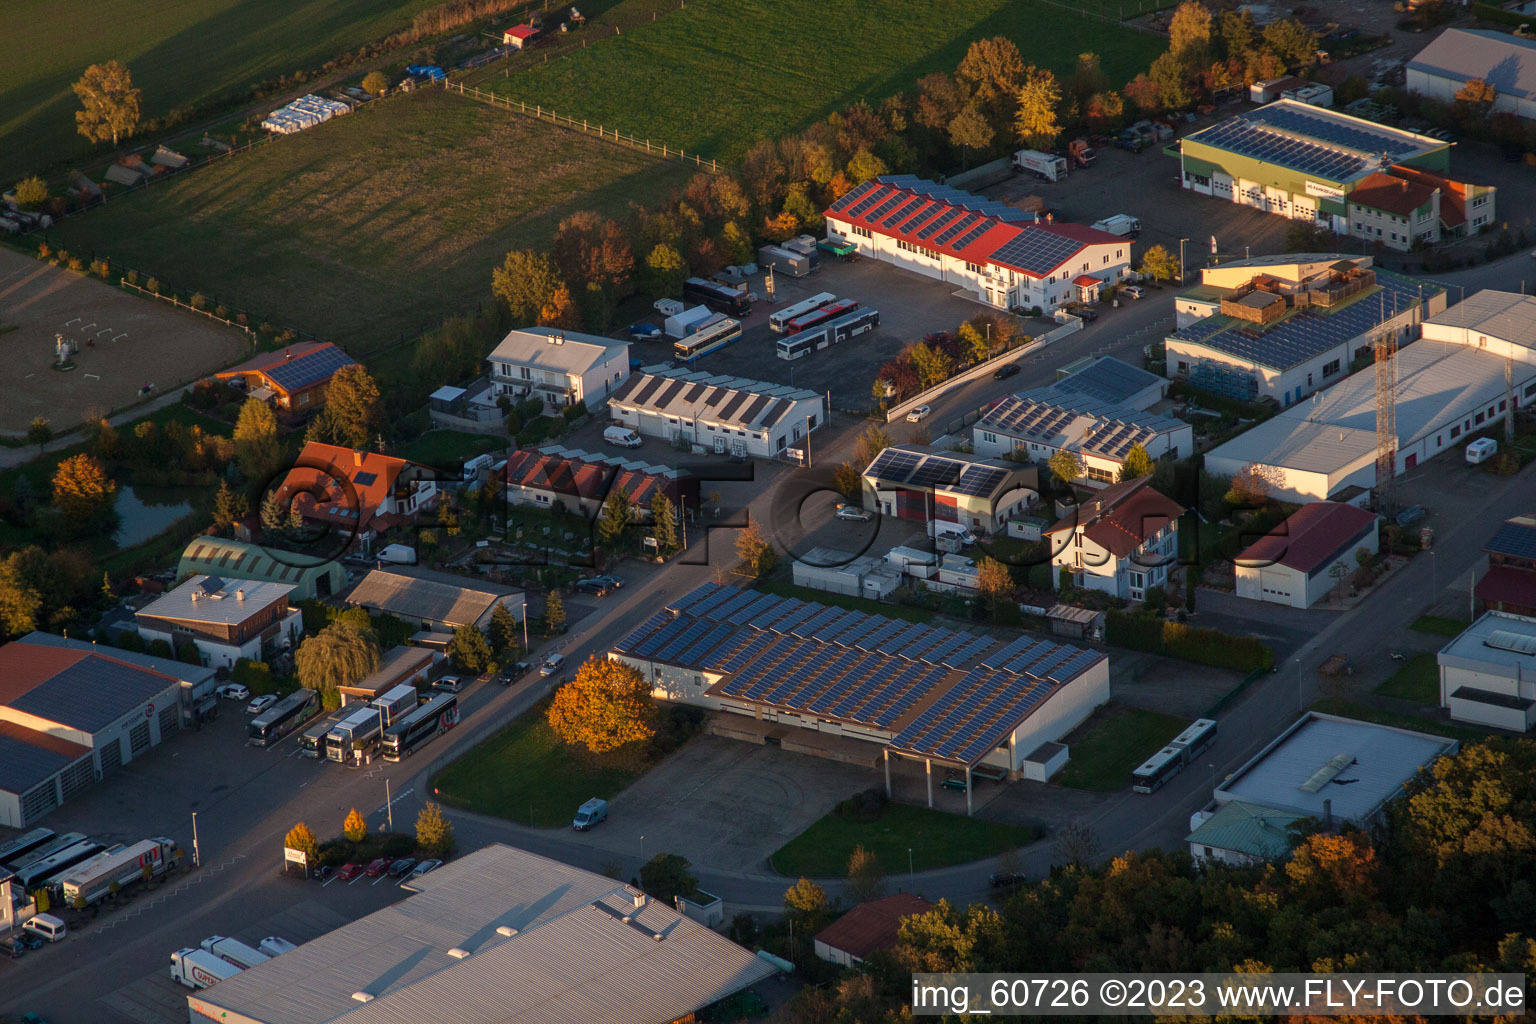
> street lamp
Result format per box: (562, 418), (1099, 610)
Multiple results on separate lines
(385, 778), (393, 832)
(1295, 656), (1305, 713)
(191, 811), (200, 868)
(1429, 549), (1438, 597)
(908, 847), (914, 882)
(1178, 237), (1190, 285)
(640, 834), (646, 864)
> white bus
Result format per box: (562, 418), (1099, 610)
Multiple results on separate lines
(768, 292), (836, 333)
(673, 315), (742, 363)
(1131, 745), (1186, 794)
(0, 828), (56, 872)
(1169, 718), (1218, 761)
(381, 693), (460, 761)
(776, 308), (880, 361)
(14, 838), (105, 891)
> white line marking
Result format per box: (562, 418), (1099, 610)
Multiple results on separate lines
(65, 317), (81, 326)
(84, 373), (101, 381)
(113, 333), (128, 342)
(96, 327), (111, 336)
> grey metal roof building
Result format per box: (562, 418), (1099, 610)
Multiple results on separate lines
(187, 844), (774, 1024)
(608, 365), (827, 458)
(1052, 356), (1166, 410)
(1215, 712), (1455, 824)
(346, 568), (524, 633)
(1407, 28), (1536, 119)
(1437, 611), (1536, 733)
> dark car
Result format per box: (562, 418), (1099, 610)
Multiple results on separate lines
(499, 661), (532, 685)
(15, 933), (45, 951)
(364, 858), (391, 878)
(573, 579), (611, 597)
(0, 938), (23, 959)
(992, 363), (1021, 380)
(1075, 307), (1098, 322)
(388, 857), (416, 877)
(990, 872), (1027, 890)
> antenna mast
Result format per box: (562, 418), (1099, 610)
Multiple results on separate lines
(1374, 324), (1398, 513)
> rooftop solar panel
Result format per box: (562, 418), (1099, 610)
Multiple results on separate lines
(846, 186), (889, 217)
(915, 207), (963, 239)
(865, 192), (908, 223)
(980, 635), (1036, 670)
(952, 221), (992, 251)
(829, 179), (878, 212)
(615, 612), (670, 652)
(267, 345), (355, 392)
(988, 229), (1083, 276)
(933, 212), (982, 245)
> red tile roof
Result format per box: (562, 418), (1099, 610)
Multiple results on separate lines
(1387, 164), (1475, 228)
(814, 893), (933, 961)
(1044, 477), (1185, 559)
(504, 23), (538, 37)
(1348, 171), (1437, 218)
(504, 449), (615, 501)
(1235, 502), (1379, 574)
(1475, 564), (1536, 609)
(278, 443), (414, 527)
(1073, 274), (1101, 287)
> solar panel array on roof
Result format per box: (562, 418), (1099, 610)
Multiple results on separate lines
(1485, 520), (1536, 560)
(829, 180), (878, 212)
(1081, 421), (1155, 459)
(896, 201), (937, 233)
(989, 230), (1084, 275)
(865, 447), (924, 483)
(933, 212), (983, 245)
(266, 345), (355, 392)
(952, 465), (1008, 497)
(1054, 357), (1163, 406)
(864, 447), (1015, 499)
(915, 206), (964, 239)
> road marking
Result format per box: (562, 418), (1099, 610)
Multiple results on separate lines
(113, 333), (128, 342)
(322, 875), (337, 887)
(84, 373), (100, 381)
(372, 874), (389, 886)
(348, 874), (363, 885)
(96, 327), (112, 336)
(374, 787), (413, 816)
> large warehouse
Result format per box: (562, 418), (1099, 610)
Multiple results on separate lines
(612, 582), (1109, 810)
(823, 175), (1133, 312)
(607, 365), (825, 459)
(1407, 28), (1536, 122)
(0, 634), (213, 828)
(1177, 99), (1494, 243)
(1205, 290), (1536, 502)
(187, 844), (774, 1024)
(1437, 611), (1536, 733)
(1166, 255), (1444, 406)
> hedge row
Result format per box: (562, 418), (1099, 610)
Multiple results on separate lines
(1471, 3), (1531, 27)
(1107, 611), (1274, 672)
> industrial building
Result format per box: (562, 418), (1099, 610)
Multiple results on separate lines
(612, 582), (1110, 812)
(1407, 28), (1536, 122)
(1204, 290), (1536, 502)
(823, 175), (1133, 312)
(1176, 100), (1481, 236)
(1475, 514), (1536, 618)
(1166, 255), (1444, 406)
(1043, 477), (1183, 601)
(340, 645), (440, 705)
(607, 365), (826, 459)
(485, 326), (630, 413)
(186, 844), (775, 1024)
(860, 444), (1040, 535)
(1437, 611), (1536, 733)
(345, 567), (524, 633)
(502, 444), (699, 519)
(177, 536), (345, 601)
(135, 575), (303, 669)
(1213, 712), (1456, 827)
(1234, 502), (1380, 609)
(974, 360), (1191, 487)
(791, 547), (904, 601)
(0, 634), (214, 828)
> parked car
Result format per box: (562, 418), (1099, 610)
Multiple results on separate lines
(906, 404), (931, 423)
(364, 858), (391, 878)
(20, 1014), (50, 1024)
(14, 933), (45, 951)
(387, 858), (416, 878)
(217, 684), (251, 702)
(431, 675), (463, 694)
(408, 859), (442, 880)
(539, 653), (566, 678)
(992, 363), (1021, 380)
(573, 579), (611, 596)
(835, 503), (872, 522)
(245, 694), (278, 715)
(1075, 307), (1099, 322)
(1122, 285), (1145, 299)
(499, 661), (532, 685)
(591, 574), (624, 589)
(312, 865), (334, 883)
(337, 863), (365, 882)
(990, 872), (1027, 889)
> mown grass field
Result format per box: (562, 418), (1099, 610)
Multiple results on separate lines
(493, 0), (1166, 162)
(0, 0), (446, 182)
(50, 89), (695, 351)
(1055, 703), (1186, 792)
(770, 802), (1042, 877)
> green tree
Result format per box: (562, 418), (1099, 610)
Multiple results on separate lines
(491, 249), (563, 323)
(1069, 53), (1108, 104)
(957, 321), (990, 365)
(212, 479), (249, 530)
(284, 822), (319, 864)
(51, 453), (116, 521)
(1262, 18), (1319, 70)
(650, 492), (679, 554)
(1220, 9), (1257, 57)
(1014, 68), (1063, 150)
(259, 490), (285, 533)
(547, 656), (655, 753)
(735, 520), (777, 578)
(233, 397), (283, 482)
(343, 808), (368, 843)
(361, 71), (390, 96)
(1048, 448), (1083, 487)
(446, 624), (493, 675)
(640, 852), (698, 905)
(1140, 243), (1180, 282)
(101, 571), (115, 602)
(854, 423), (893, 468)
(72, 61), (141, 146)
(598, 485), (634, 545)
(845, 147), (889, 184)
(784, 877), (831, 934)
(908, 341), (953, 389)
(543, 589), (566, 636)
(831, 462), (863, 502)
(720, 221), (754, 265)
(976, 556), (1014, 621)
(957, 36), (1026, 112)
(26, 416), (53, 453)
(437, 496), (460, 537)
(1168, 0), (1214, 64)
(487, 602), (521, 655)
(847, 845), (885, 904)
(14, 176), (48, 210)
(1149, 51), (1193, 110)
(0, 557), (43, 638)
(416, 801), (455, 857)
(1120, 443), (1154, 481)
(948, 104), (994, 167)
(308, 364), (381, 450)
(294, 619), (379, 704)
(641, 243), (688, 299)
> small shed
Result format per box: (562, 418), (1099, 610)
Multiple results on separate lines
(1048, 604), (1104, 640)
(813, 893), (933, 967)
(1007, 516), (1050, 542)
(1021, 740), (1070, 782)
(503, 23), (539, 47)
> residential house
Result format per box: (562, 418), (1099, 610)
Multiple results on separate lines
(276, 443), (439, 551)
(813, 894), (934, 967)
(1475, 514), (1536, 617)
(486, 327), (630, 414)
(214, 342), (358, 417)
(1234, 502), (1380, 609)
(502, 445), (699, 519)
(861, 444), (1039, 536)
(1044, 477), (1184, 600)
(135, 575), (302, 669)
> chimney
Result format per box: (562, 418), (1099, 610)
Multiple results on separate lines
(190, 590), (199, 602)
(354, 449), (365, 467)
(632, 891), (647, 910)
(1323, 799), (1333, 829)
(236, 588), (245, 602)
(284, 347), (292, 360)
(1095, 500), (1102, 514)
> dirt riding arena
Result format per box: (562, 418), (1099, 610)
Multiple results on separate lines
(0, 246), (250, 434)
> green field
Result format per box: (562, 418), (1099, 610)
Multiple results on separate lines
(0, 0), (447, 182)
(50, 89), (695, 351)
(1055, 703), (1186, 792)
(769, 802), (1042, 877)
(399, 430), (508, 469)
(1410, 615), (1470, 637)
(492, 0), (1165, 162)
(1374, 653), (1439, 703)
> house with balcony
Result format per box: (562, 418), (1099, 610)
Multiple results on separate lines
(486, 327), (630, 414)
(275, 443), (438, 552)
(1043, 477), (1184, 600)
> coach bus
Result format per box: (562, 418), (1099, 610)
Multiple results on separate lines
(781, 297), (858, 336)
(248, 689), (319, 748)
(673, 315), (742, 363)
(768, 292), (836, 333)
(776, 308), (880, 361)
(6, 832), (86, 874)
(683, 277), (751, 317)
(14, 838), (105, 891)
(0, 828), (56, 872)
(299, 708), (349, 758)
(380, 693), (460, 761)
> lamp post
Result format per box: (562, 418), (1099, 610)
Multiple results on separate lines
(1179, 237), (1190, 285)
(191, 811), (200, 868)
(1296, 656), (1305, 712)
(1429, 549), (1437, 598)
(908, 847), (914, 883)
(386, 778), (393, 832)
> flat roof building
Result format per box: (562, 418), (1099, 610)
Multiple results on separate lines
(186, 843), (774, 1024)
(135, 575), (302, 669)
(1215, 712), (1456, 825)
(1407, 28), (1536, 122)
(1437, 611), (1536, 733)
(608, 365), (825, 459)
(346, 568), (524, 634)
(861, 444), (1040, 536)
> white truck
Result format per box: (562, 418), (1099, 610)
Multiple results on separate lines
(171, 948), (242, 989)
(1013, 149), (1069, 182)
(201, 935), (271, 970)
(259, 935), (298, 957)
(60, 837), (177, 906)
(1091, 214), (1142, 237)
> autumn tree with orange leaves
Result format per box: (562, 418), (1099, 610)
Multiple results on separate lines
(546, 656), (654, 754)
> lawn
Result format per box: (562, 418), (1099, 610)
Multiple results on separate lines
(1374, 653), (1439, 703)
(492, 0), (1166, 162)
(769, 801), (1042, 877)
(431, 700), (643, 827)
(1055, 702), (1187, 792)
(0, 0), (444, 181)
(1410, 615), (1470, 637)
(50, 88), (695, 352)
(399, 430), (508, 470)
(756, 580), (933, 623)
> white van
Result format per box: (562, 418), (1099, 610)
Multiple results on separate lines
(460, 453), (495, 482)
(603, 426), (643, 449)
(1466, 437), (1498, 464)
(23, 913), (67, 943)
(928, 520), (978, 546)
(573, 798), (608, 831)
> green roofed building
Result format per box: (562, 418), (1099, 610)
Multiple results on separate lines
(177, 537), (345, 601)
(1185, 800), (1307, 867)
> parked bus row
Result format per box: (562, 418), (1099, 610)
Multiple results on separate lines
(682, 276), (751, 318)
(1131, 718), (1219, 794)
(290, 684), (461, 766)
(777, 306), (880, 361)
(1, 828), (179, 906)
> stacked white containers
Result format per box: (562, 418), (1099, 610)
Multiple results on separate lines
(261, 95), (351, 134)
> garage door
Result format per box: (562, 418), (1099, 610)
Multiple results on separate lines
(99, 738), (123, 777)
(20, 780), (59, 826)
(59, 757), (95, 799)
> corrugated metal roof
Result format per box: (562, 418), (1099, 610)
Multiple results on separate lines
(179, 537), (342, 590)
(1407, 27), (1536, 102)
(17, 631), (216, 686)
(610, 367), (822, 433)
(193, 845), (772, 1024)
(813, 893), (933, 960)
(1424, 289), (1536, 350)
(1185, 800), (1306, 860)
(347, 570), (519, 628)
(0, 721), (92, 795)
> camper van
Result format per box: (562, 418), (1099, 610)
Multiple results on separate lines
(1466, 438), (1498, 464)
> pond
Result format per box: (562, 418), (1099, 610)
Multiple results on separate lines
(113, 485), (193, 548)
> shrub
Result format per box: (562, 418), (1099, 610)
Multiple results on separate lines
(145, 277), (160, 294)
(646, 703), (705, 759)
(89, 259), (110, 278)
(215, 304), (229, 319)
(124, 269), (138, 285)
(190, 293), (209, 310)
(147, 638), (173, 659)
(1107, 611), (1273, 671)
(278, 329), (297, 343)
(836, 787), (889, 823)
(258, 321), (275, 335)
(562, 400), (588, 423)
(67, 257), (84, 272)
(115, 629), (147, 653)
